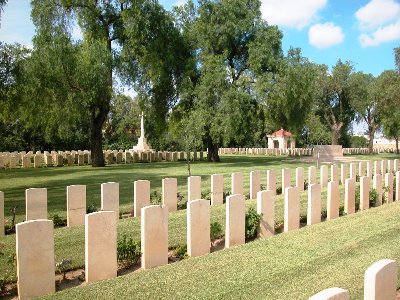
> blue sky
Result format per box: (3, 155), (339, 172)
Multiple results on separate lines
(1, 0), (399, 76)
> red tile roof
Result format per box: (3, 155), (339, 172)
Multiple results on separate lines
(269, 128), (292, 137)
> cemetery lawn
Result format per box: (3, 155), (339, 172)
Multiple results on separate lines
(1, 153), (398, 223)
(43, 200), (400, 299)
(1, 153), (399, 289)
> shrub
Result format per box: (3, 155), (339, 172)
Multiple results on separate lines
(260, 184), (266, 190)
(51, 214), (67, 227)
(245, 208), (262, 240)
(0, 249), (16, 292)
(86, 204), (98, 214)
(276, 186), (282, 195)
(201, 190), (211, 201)
(150, 190), (162, 205)
(356, 175), (360, 182)
(355, 186), (360, 211)
(382, 186), (391, 204)
(210, 221), (223, 243)
(369, 188), (379, 207)
(303, 180), (308, 191)
(117, 235), (141, 268)
(56, 258), (72, 280)
(173, 244), (187, 259)
(177, 192), (187, 210)
(223, 191), (231, 203)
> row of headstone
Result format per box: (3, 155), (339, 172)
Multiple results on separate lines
(343, 147), (399, 154)
(309, 259), (398, 300)
(0, 150), (91, 169)
(218, 148), (313, 156)
(13, 191), (263, 298)
(0, 150), (208, 169)
(104, 150), (206, 165)
(2, 158), (399, 235)
(15, 167), (399, 299)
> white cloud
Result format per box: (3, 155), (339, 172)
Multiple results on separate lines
(260, 0), (328, 30)
(308, 22), (345, 49)
(359, 21), (400, 46)
(355, 0), (400, 29)
(173, 0), (186, 7)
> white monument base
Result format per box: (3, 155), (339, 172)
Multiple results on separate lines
(132, 137), (152, 152)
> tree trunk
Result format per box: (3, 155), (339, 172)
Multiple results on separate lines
(90, 107), (108, 167)
(368, 128), (375, 154)
(207, 137), (220, 162)
(330, 122), (342, 145)
(396, 137), (399, 155)
(331, 129), (339, 145)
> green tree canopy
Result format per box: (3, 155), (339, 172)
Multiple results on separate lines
(315, 60), (355, 145)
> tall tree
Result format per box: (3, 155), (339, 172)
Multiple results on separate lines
(315, 60), (355, 145)
(266, 47), (317, 135)
(30, 0), (184, 166)
(172, 0), (283, 162)
(377, 70), (400, 154)
(349, 72), (381, 154)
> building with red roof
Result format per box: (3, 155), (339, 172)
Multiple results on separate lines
(267, 128), (296, 149)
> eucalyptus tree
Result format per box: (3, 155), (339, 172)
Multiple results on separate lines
(377, 70), (400, 154)
(315, 60), (355, 145)
(349, 72), (381, 154)
(172, 0), (283, 162)
(266, 47), (317, 135)
(30, 0), (185, 166)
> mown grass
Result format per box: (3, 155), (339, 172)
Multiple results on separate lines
(1, 153), (397, 223)
(40, 201), (400, 300)
(0, 153), (398, 287)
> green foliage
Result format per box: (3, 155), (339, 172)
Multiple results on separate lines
(0, 247), (15, 292)
(350, 136), (368, 148)
(117, 235), (141, 268)
(150, 190), (162, 205)
(267, 48), (317, 135)
(355, 186), (360, 211)
(56, 258), (72, 280)
(210, 221), (223, 243)
(173, 244), (188, 259)
(315, 60), (355, 145)
(369, 189), (379, 207)
(51, 214), (67, 227)
(245, 208), (262, 240)
(201, 190), (211, 201)
(86, 204), (98, 214)
(276, 186), (282, 195)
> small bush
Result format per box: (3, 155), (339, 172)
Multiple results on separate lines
(276, 186), (282, 195)
(369, 188), (379, 207)
(201, 190), (211, 201)
(245, 208), (262, 240)
(260, 184), (266, 190)
(223, 191), (231, 203)
(51, 214), (67, 227)
(176, 191), (186, 209)
(56, 258), (72, 280)
(117, 235), (141, 268)
(173, 244), (187, 259)
(356, 175), (360, 183)
(0, 249), (16, 292)
(303, 180), (308, 191)
(150, 190), (162, 205)
(355, 186), (360, 211)
(383, 186), (391, 204)
(86, 204), (98, 214)
(210, 221), (223, 243)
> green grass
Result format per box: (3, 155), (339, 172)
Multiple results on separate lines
(41, 201), (400, 300)
(0, 153), (398, 290)
(1, 153), (398, 223)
